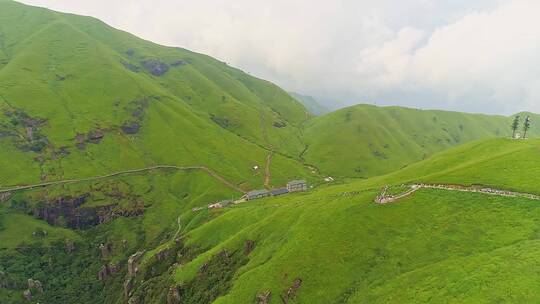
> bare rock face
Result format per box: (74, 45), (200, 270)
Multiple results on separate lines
(127, 251), (145, 277)
(255, 290), (272, 304)
(65, 239), (76, 253)
(166, 285), (182, 304)
(27, 278), (44, 294)
(87, 130), (105, 144)
(123, 278), (133, 298)
(98, 263), (119, 281)
(109, 263), (120, 275)
(23, 278), (44, 300)
(98, 265), (109, 281)
(141, 59), (169, 76)
(155, 248), (171, 261)
(280, 278), (302, 304)
(23, 289), (32, 301)
(244, 240), (256, 255)
(99, 243), (112, 260)
(128, 296), (141, 304)
(121, 122), (141, 134)
(75, 134), (86, 149)
(0, 192), (12, 203)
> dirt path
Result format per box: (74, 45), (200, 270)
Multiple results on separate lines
(172, 216), (182, 241)
(0, 165), (246, 195)
(264, 152), (273, 188)
(376, 183), (540, 204)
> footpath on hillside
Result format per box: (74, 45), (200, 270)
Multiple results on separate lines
(0, 165), (246, 195)
(375, 183), (540, 204)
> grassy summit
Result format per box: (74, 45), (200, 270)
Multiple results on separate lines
(0, 0), (312, 190)
(303, 104), (540, 178)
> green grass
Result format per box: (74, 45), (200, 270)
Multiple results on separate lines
(4, 1), (540, 303)
(157, 138), (540, 303)
(0, 206), (79, 249)
(367, 138), (540, 194)
(303, 104), (540, 178)
(0, 0), (314, 191)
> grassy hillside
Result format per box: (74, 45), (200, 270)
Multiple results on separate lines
(5, 138), (536, 303)
(150, 138), (540, 304)
(303, 104), (540, 178)
(0, 0), (314, 190)
(0, 1), (316, 302)
(3, 1), (540, 303)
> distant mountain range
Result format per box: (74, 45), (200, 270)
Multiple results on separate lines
(289, 92), (331, 115)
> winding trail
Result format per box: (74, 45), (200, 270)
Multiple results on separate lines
(172, 216), (182, 241)
(0, 165), (246, 195)
(376, 183), (540, 204)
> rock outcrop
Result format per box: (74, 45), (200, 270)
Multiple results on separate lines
(99, 243), (112, 260)
(27, 278), (44, 293)
(121, 122), (141, 134)
(141, 59), (169, 76)
(281, 278), (302, 304)
(166, 285), (182, 304)
(155, 248), (171, 261)
(0, 192), (12, 203)
(255, 290), (272, 304)
(244, 240), (256, 255)
(23, 289), (32, 301)
(23, 278), (44, 301)
(98, 265), (109, 281)
(98, 264), (119, 281)
(75, 129), (107, 149)
(33, 194), (144, 229)
(127, 251), (145, 277)
(65, 239), (76, 253)
(123, 278), (134, 298)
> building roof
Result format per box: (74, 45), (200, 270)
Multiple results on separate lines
(247, 189), (270, 197)
(287, 180), (307, 186)
(270, 188), (289, 196)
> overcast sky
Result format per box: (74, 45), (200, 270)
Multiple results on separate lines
(18, 0), (540, 114)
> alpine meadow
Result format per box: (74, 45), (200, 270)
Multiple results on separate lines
(1, 1), (540, 304)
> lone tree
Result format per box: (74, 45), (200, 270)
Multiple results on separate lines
(511, 115), (520, 138)
(523, 115), (531, 139)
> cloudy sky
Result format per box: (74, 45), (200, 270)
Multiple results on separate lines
(18, 0), (540, 114)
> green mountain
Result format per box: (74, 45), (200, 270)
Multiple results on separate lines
(303, 104), (540, 178)
(2, 1), (540, 304)
(132, 138), (540, 304)
(289, 92), (330, 116)
(0, 1), (316, 302)
(0, 0), (314, 190)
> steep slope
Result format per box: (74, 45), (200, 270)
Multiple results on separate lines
(0, 2), (316, 302)
(303, 104), (540, 178)
(121, 138), (540, 304)
(0, 0), (313, 190)
(3, 1), (540, 303)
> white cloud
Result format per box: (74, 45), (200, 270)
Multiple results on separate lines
(20, 0), (540, 114)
